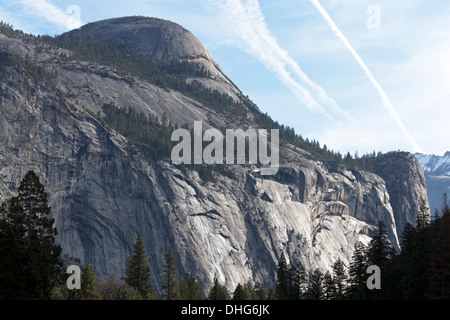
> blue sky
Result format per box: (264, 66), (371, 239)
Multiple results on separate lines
(1, 0), (449, 157)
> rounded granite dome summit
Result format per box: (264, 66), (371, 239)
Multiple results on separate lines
(62, 16), (236, 86)
(68, 16), (210, 62)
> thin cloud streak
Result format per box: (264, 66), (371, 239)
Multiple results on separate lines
(309, 0), (423, 153)
(20, 0), (82, 30)
(211, 0), (357, 126)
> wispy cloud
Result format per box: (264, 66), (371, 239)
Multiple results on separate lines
(209, 0), (357, 126)
(309, 0), (423, 153)
(20, 0), (82, 30)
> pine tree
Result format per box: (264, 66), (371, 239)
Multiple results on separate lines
(81, 264), (101, 300)
(367, 221), (394, 269)
(416, 197), (430, 230)
(275, 253), (290, 300)
(366, 221), (396, 299)
(399, 221), (433, 299)
(180, 272), (205, 300)
(0, 200), (24, 299)
(125, 233), (153, 298)
(161, 248), (180, 300)
(332, 259), (347, 299)
(323, 271), (335, 300)
(239, 280), (262, 300)
(400, 223), (416, 256)
(289, 261), (306, 300)
(306, 268), (324, 300)
(252, 281), (268, 300)
(232, 283), (248, 300)
(429, 207), (450, 299)
(442, 193), (449, 215)
(208, 277), (230, 300)
(0, 170), (62, 299)
(348, 242), (368, 299)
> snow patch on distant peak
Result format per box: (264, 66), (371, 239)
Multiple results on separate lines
(414, 152), (450, 176)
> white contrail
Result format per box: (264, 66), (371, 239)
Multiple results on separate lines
(20, 0), (82, 30)
(210, 0), (357, 125)
(310, 0), (423, 153)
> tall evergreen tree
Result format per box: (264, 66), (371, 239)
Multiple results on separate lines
(0, 200), (25, 299)
(348, 242), (368, 299)
(239, 280), (266, 300)
(441, 193), (449, 215)
(0, 170), (62, 299)
(429, 207), (450, 299)
(400, 223), (416, 256)
(180, 272), (205, 300)
(125, 233), (153, 298)
(252, 281), (268, 300)
(323, 271), (335, 300)
(306, 268), (324, 300)
(366, 221), (395, 299)
(397, 222), (419, 299)
(289, 261), (307, 300)
(232, 283), (248, 300)
(399, 221), (433, 299)
(208, 277), (230, 300)
(81, 264), (101, 300)
(161, 248), (180, 300)
(417, 197), (431, 230)
(366, 221), (394, 269)
(275, 253), (290, 300)
(332, 259), (347, 299)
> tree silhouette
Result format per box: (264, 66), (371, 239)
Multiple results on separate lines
(275, 253), (290, 300)
(125, 233), (155, 298)
(0, 170), (62, 299)
(161, 248), (180, 300)
(80, 264), (101, 300)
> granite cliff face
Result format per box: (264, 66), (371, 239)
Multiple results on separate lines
(0, 17), (429, 293)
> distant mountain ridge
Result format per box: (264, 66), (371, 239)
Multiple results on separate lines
(415, 152), (450, 213)
(415, 152), (450, 176)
